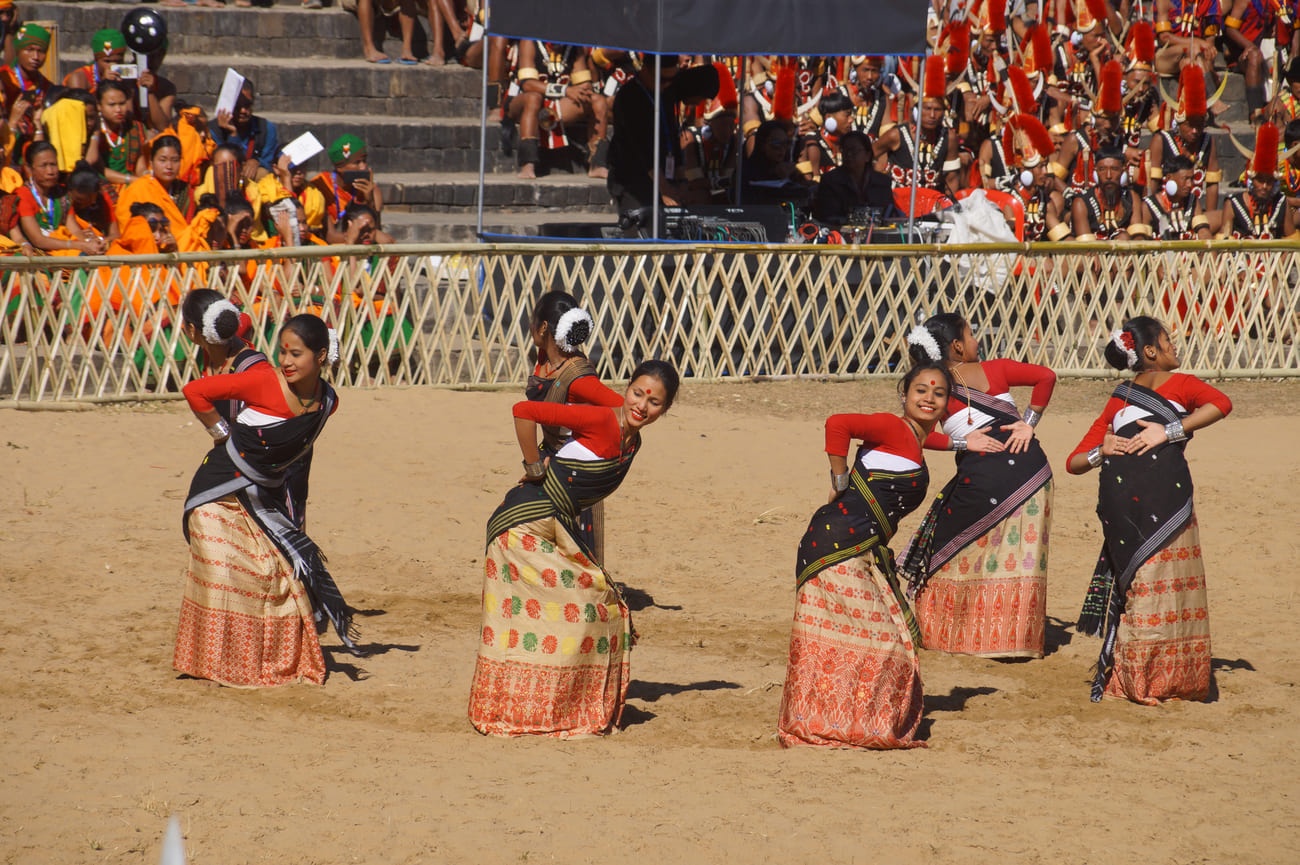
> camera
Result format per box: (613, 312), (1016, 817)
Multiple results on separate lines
(110, 64), (140, 79)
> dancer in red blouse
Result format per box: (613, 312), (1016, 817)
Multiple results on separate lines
(523, 291), (622, 560)
(470, 359), (679, 737)
(178, 289), (266, 425)
(900, 313), (1057, 659)
(777, 361), (952, 750)
(1067, 316), (1230, 704)
(174, 314), (363, 688)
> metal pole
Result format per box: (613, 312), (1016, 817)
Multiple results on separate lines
(652, 53), (662, 240)
(906, 53), (926, 243)
(475, 1), (491, 239)
(734, 57), (744, 205)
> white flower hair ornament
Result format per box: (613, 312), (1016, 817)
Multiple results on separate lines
(906, 325), (943, 363)
(327, 328), (340, 364)
(1111, 329), (1138, 370)
(201, 299), (240, 344)
(553, 308), (594, 353)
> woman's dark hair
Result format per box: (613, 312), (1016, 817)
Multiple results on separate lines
(532, 290), (591, 349)
(838, 130), (870, 156)
(24, 141), (56, 165)
(1105, 315), (1165, 372)
(281, 313), (330, 355)
(213, 142), (245, 163)
(97, 80), (131, 102)
(819, 90), (853, 117)
(898, 361), (954, 397)
(223, 198), (255, 219)
(340, 202), (378, 230)
(630, 358), (681, 410)
(129, 201), (166, 220)
(908, 312), (966, 366)
(181, 288), (240, 341)
(67, 162), (101, 194)
(196, 192), (221, 211)
(151, 134), (182, 158)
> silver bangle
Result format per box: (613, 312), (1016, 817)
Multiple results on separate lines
(206, 419), (230, 440)
(830, 470), (851, 492)
(1086, 446), (1102, 468)
(1164, 420), (1187, 443)
(951, 436), (968, 452)
(1022, 408), (1042, 427)
(523, 459), (546, 479)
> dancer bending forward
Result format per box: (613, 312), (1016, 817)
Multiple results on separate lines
(777, 361), (952, 749)
(1067, 317), (1230, 704)
(469, 360), (680, 737)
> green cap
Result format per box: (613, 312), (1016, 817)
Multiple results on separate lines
(328, 133), (366, 165)
(15, 23), (51, 51)
(92, 28), (127, 57)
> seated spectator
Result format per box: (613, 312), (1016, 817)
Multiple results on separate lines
(92, 81), (149, 203)
(309, 134), (384, 243)
(1133, 153), (1210, 241)
(357, 0), (421, 64)
(680, 63), (739, 204)
(136, 42), (178, 133)
(1, 25), (54, 158)
(178, 202), (229, 254)
(1218, 123), (1295, 239)
(800, 89), (854, 178)
(338, 202), (394, 246)
(1069, 147), (1137, 241)
(62, 29), (128, 95)
(210, 80), (278, 176)
(1269, 57), (1300, 126)
(741, 119), (808, 199)
(67, 163), (120, 244)
(507, 42), (610, 178)
(811, 130), (891, 225)
(195, 143), (273, 244)
(115, 133), (194, 232)
(272, 153), (327, 235)
(1281, 118), (1300, 207)
(12, 143), (105, 255)
(223, 198), (258, 251)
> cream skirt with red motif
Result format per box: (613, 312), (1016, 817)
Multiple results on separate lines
(914, 482), (1051, 658)
(468, 517), (631, 738)
(1104, 516), (1212, 704)
(777, 554), (925, 749)
(173, 500), (326, 688)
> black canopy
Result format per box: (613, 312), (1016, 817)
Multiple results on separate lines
(487, 0), (926, 56)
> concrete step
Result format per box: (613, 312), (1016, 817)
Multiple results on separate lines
(380, 209), (618, 243)
(380, 172), (612, 212)
(33, 1), (444, 64)
(269, 113), (514, 175)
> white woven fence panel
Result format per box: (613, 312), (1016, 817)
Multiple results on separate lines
(2, 242), (1297, 403)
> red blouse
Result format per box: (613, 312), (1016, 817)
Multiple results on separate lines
(946, 358), (1057, 418)
(183, 363), (339, 420)
(825, 412), (923, 463)
(514, 401), (623, 458)
(1067, 373), (1231, 462)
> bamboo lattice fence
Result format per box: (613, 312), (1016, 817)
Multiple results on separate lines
(2, 240), (1298, 404)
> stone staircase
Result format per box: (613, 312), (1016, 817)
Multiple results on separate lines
(35, 0), (617, 242)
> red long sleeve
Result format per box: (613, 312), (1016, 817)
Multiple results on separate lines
(1067, 374), (1231, 464)
(982, 358), (1057, 407)
(183, 364), (339, 419)
(514, 401), (622, 458)
(825, 412), (922, 462)
(567, 375), (624, 408)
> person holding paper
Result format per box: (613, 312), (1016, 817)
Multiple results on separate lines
(272, 134), (328, 234)
(211, 78), (279, 176)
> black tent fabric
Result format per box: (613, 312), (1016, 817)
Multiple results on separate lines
(487, 0), (926, 56)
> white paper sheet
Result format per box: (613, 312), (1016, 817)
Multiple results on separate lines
(215, 68), (245, 118)
(280, 132), (324, 167)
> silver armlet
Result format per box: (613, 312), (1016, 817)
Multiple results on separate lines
(951, 436), (968, 452)
(206, 419), (230, 440)
(1022, 408), (1042, 427)
(830, 470), (851, 492)
(1086, 446), (1102, 468)
(1164, 420), (1187, 443)
(523, 459), (546, 479)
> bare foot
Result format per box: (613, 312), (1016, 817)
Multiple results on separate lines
(364, 47), (391, 63)
(587, 165), (608, 179)
(517, 163), (537, 179)
(423, 55), (446, 66)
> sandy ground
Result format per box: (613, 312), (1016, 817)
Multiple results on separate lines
(1, 378), (1298, 865)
